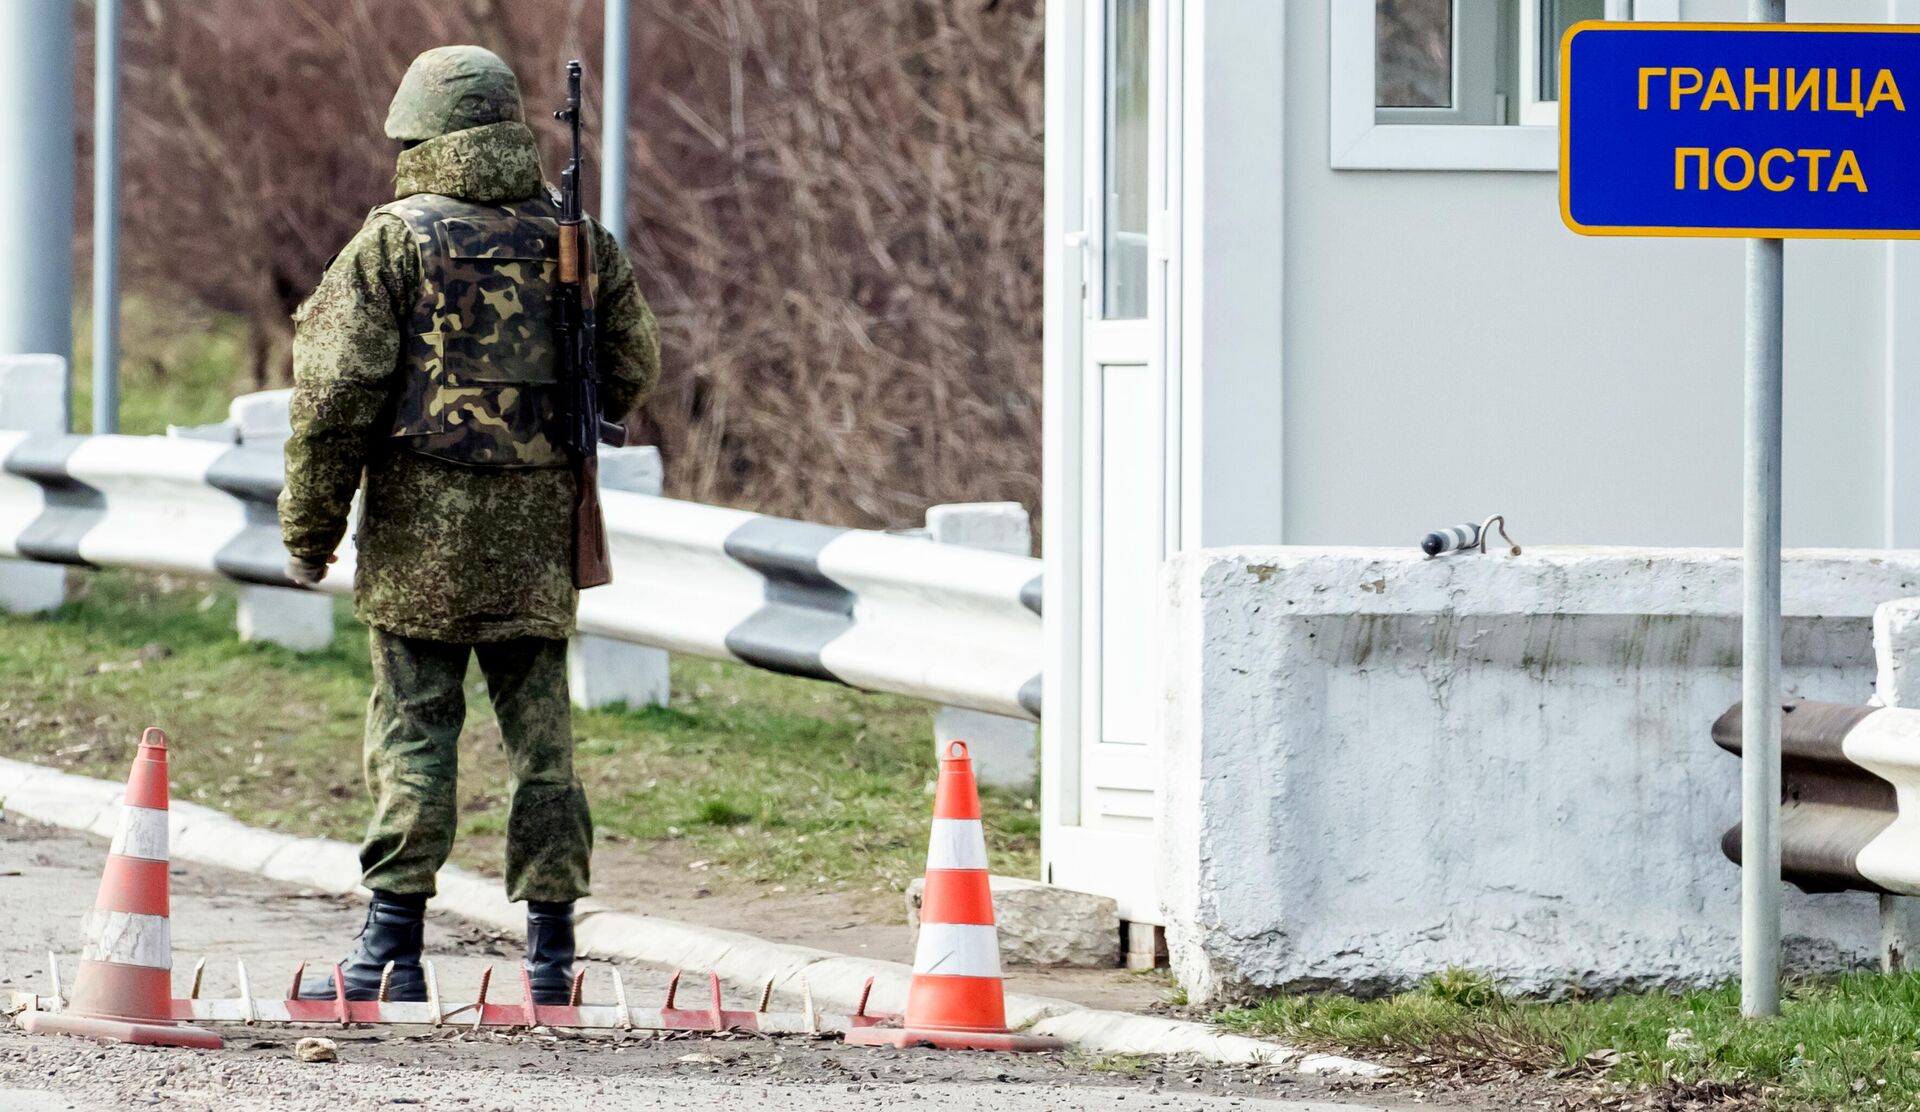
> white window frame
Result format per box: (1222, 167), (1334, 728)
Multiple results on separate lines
(1332, 0), (1675, 172)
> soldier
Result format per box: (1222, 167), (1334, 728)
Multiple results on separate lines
(278, 45), (660, 1003)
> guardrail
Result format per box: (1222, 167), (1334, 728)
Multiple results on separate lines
(0, 432), (1043, 720)
(1713, 698), (1916, 894)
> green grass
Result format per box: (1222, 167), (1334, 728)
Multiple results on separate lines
(0, 571), (1039, 915)
(1218, 968), (1920, 1109)
(6, 306), (1041, 916)
(69, 301), (250, 435)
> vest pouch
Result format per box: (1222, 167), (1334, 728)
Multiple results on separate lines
(390, 205), (570, 469)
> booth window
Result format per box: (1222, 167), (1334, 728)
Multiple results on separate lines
(1337, 0), (1646, 170)
(1375, 0), (1601, 126)
(1104, 0), (1150, 320)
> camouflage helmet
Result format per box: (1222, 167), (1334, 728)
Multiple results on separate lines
(385, 46), (523, 141)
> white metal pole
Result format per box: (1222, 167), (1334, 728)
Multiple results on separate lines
(1741, 0), (1786, 1023)
(93, 0), (121, 434)
(601, 0), (630, 246)
(0, 0), (77, 425)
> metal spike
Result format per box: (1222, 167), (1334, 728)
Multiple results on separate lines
(424, 959), (442, 1026)
(611, 967), (632, 1032)
(188, 957), (205, 1000)
(856, 975), (873, 1018)
(663, 969), (680, 1011)
(237, 960), (256, 1024)
(520, 965), (539, 1030)
(45, 951), (62, 1006)
(801, 976), (817, 1034)
(708, 971), (724, 1031)
(758, 977), (775, 1013)
(332, 962), (349, 1027)
(377, 960), (395, 1004)
(471, 965), (492, 1034)
(287, 961), (306, 1001)
(568, 968), (585, 1008)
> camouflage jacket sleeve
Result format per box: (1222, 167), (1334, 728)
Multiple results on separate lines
(279, 215), (417, 561)
(590, 219), (662, 421)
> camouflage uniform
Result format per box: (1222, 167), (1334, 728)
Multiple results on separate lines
(280, 47), (660, 903)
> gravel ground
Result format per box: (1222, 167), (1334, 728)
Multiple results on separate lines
(0, 816), (1448, 1112)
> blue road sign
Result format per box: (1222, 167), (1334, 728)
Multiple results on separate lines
(1562, 23), (1920, 238)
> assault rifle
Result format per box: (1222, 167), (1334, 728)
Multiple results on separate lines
(553, 59), (625, 589)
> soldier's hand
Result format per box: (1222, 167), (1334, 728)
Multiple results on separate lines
(286, 554), (336, 586)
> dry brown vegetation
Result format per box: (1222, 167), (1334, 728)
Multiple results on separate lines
(82, 0), (1043, 528)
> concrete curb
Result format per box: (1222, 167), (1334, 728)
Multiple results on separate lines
(0, 755), (1385, 1074)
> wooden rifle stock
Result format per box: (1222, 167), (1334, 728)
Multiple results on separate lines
(572, 456), (613, 590)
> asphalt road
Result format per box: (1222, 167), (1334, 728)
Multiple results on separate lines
(0, 815), (1446, 1112)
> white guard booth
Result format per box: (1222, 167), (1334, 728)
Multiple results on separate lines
(1043, 0), (1920, 971)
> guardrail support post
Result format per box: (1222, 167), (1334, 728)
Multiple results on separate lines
(217, 391), (334, 652)
(0, 356), (70, 614)
(926, 503), (1037, 790)
(1873, 597), (1920, 971)
(569, 446), (669, 710)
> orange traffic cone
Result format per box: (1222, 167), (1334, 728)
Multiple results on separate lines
(848, 740), (1062, 1052)
(19, 728), (221, 1049)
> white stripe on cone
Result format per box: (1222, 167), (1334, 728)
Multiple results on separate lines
(925, 818), (988, 871)
(911, 922), (1002, 979)
(80, 910), (172, 970)
(107, 805), (168, 862)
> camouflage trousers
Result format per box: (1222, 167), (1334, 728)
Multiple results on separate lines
(357, 628), (592, 903)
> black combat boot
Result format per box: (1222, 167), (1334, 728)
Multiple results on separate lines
(296, 891), (428, 1002)
(524, 900), (577, 1005)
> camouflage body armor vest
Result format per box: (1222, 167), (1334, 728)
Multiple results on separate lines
(380, 192), (569, 468)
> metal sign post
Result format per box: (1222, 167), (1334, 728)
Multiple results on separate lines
(1559, 7), (1920, 1018)
(1741, 217), (1783, 1020)
(93, 0), (122, 434)
(600, 0), (630, 246)
(1739, 0), (1785, 1024)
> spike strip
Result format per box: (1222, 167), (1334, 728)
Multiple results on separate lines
(30, 992), (899, 1035)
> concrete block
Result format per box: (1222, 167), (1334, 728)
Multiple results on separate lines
(908, 874), (1120, 967)
(0, 354), (67, 431)
(230, 388), (293, 452)
(926, 501), (1032, 557)
(936, 706), (1038, 791)
(166, 420), (239, 444)
(568, 635), (671, 711)
(1871, 599), (1920, 962)
(572, 444), (669, 710)
(1875, 598), (1920, 709)
(236, 585), (335, 653)
(599, 443), (664, 496)
(926, 502), (1037, 787)
(0, 355), (68, 614)
(1125, 922), (1168, 973)
(1160, 547), (1914, 1004)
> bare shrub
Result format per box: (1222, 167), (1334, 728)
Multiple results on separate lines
(84, 0), (1043, 529)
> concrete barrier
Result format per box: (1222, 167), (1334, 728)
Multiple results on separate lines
(1158, 546), (1915, 1003)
